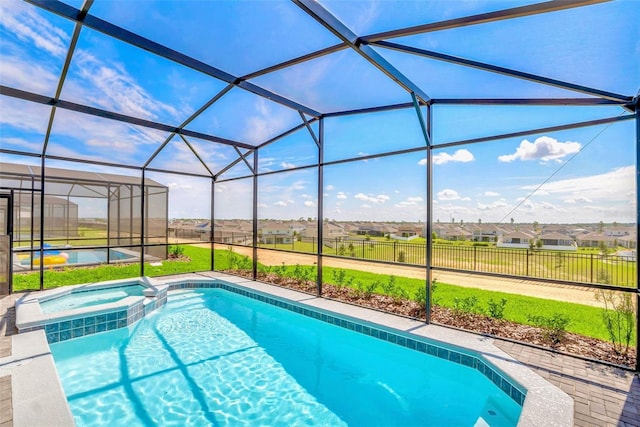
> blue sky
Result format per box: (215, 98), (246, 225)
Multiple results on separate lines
(1, 0), (638, 223)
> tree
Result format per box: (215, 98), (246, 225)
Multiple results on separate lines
(510, 218), (514, 225)
(535, 239), (543, 249)
(533, 221), (539, 231)
(348, 243), (355, 257)
(555, 252), (564, 269)
(598, 240), (611, 257)
(598, 220), (604, 232)
(460, 219), (464, 226)
(478, 218), (482, 224)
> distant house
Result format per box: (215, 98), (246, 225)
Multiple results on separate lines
(260, 222), (293, 244)
(356, 223), (397, 237)
(618, 233), (637, 249)
(497, 231), (535, 249)
(576, 232), (617, 248)
(303, 222), (347, 241)
(391, 224), (422, 241)
(604, 226), (633, 237)
(537, 232), (577, 251)
(472, 227), (502, 243)
(213, 219), (252, 244)
(432, 225), (472, 241)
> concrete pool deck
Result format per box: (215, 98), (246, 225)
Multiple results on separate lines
(1, 273), (639, 426)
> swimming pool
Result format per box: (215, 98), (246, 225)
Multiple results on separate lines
(66, 248), (137, 264)
(15, 247), (138, 268)
(40, 284), (146, 314)
(51, 286), (523, 426)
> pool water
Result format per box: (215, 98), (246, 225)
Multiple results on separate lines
(50, 288), (521, 426)
(18, 248), (136, 266)
(41, 285), (146, 314)
(67, 249), (136, 264)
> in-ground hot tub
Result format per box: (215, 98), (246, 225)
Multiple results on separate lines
(15, 277), (169, 342)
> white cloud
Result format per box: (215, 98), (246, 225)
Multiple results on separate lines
(432, 149), (474, 165)
(484, 191), (500, 197)
(304, 200), (315, 207)
(68, 50), (180, 123)
(243, 98), (289, 144)
(337, 192), (347, 200)
(521, 166), (634, 202)
(394, 196), (424, 208)
(257, 203), (268, 208)
(0, 55), (60, 95)
(498, 136), (580, 163)
(291, 180), (306, 190)
(0, 0), (69, 58)
(0, 137), (41, 153)
(325, 184), (335, 191)
(281, 162), (295, 169)
(360, 204), (371, 209)
(437, 189), (461, 200)
(354, 193), (390, 204)
(273, 201), (288, 207)
(0, 94), (51, 133)
(564, 196), (593, 204)
(477, 199), (509, 211)
(300, 193), (312, 199)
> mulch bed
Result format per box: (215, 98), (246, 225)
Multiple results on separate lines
(225, 269), (637, 368)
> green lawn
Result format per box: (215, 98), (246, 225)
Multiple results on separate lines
(12, 246), (635, 346)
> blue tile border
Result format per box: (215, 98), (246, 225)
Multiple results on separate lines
(168, 280), (526, 406)
(35, 278), (525, 407)
(39, 288), (169, 345)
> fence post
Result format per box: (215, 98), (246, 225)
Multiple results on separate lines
(473, 245), (477, 271)
(526, 250), (530, 277)
(590, 253), (594, 283)
(393, 241), (397, 262)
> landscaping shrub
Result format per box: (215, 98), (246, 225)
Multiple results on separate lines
(381, 275), (397, 295)
(526, 313), (570, 345)
(453, 296), (482, 315)
(595, 289), (636, 355)
(487, 298), (508, 319)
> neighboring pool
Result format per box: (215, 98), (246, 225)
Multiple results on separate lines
(51, 287), (523, 426)
(16, 248), (138, 267)
(40, 284), (146, 314)
(66, 248), (136, 264)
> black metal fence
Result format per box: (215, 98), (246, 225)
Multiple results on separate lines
(213, 234), (636, 287)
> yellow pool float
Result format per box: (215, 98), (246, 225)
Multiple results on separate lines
(34, 255), (67, 266)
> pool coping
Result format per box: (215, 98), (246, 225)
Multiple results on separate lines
(6, 272), (573, 426)
(0, 330), (74, 427)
